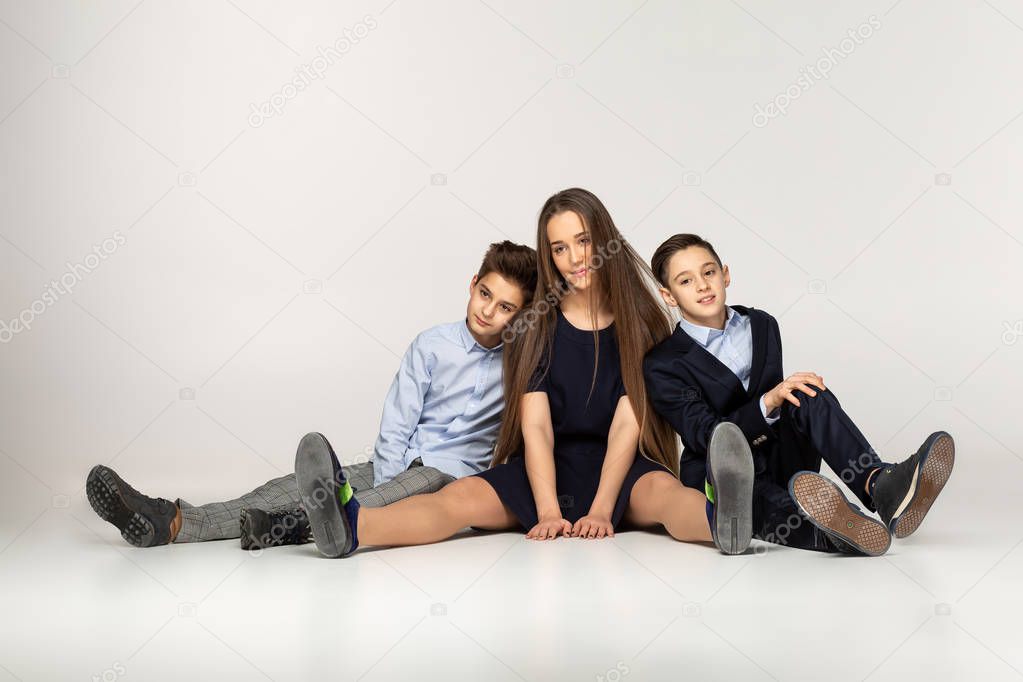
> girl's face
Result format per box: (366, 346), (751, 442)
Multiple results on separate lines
(546, 211), (595, 291)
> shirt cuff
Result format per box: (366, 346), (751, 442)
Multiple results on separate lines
(760, 395), (780, 425)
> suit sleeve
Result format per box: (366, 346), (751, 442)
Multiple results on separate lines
(761, 313), (783, 423)
(772, 313), (783, 376)
(644, 356), (775, 459)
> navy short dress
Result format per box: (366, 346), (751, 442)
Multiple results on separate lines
(474, 308), (670, 529)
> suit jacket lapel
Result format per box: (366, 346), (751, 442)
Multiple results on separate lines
(744, 307), (768, 396)
(670, 325), (745, 399)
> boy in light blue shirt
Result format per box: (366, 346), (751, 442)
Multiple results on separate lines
(86, 241), (538, 549)
(372, 318), (507, 486)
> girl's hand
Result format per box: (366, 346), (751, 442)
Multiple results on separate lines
(526, 516), (572, 540)
(571, 513), (614, 539)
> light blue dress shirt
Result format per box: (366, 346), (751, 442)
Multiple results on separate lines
(677, 306), (779, 425)
(372, 320), (504, 486)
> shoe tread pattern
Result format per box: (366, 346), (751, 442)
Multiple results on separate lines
(792, 473), (891, 556)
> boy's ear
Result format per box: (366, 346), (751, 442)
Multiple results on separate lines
(469, 274), (479, 294)
(722, 265), (730, 288)
(658, 286), (678, 309)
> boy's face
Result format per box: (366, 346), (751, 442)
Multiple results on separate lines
(546, 210), (595, 291)
(466, 272), (527, 346)
(659, 246), (731, 326)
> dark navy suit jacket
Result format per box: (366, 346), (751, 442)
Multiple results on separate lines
(643, 305), (796, 490)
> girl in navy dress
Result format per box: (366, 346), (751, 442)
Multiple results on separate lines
(296, 188), (714, 557)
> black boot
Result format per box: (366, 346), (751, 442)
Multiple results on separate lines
(239, 507), (312, 549)
(86, 465), (178, 547)
(872, 432), (955, 538)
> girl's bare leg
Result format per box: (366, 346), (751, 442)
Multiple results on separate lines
(624, 471), (713, 543)
(358, 476), (518, 547)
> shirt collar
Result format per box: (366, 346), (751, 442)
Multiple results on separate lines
(457, 319), (503, 354)
(678, 306), (738, 348)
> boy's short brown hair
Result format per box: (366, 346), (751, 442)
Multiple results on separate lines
(477, 241), (538, 302)
(650, 234), (723, 287)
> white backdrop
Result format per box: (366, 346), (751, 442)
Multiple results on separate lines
(1, 1), (1022, 675)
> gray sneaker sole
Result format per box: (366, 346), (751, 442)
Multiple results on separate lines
(707, 422), (754, 555)
(295, 432), (350, 558)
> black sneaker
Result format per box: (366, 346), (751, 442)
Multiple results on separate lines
(86, 465), (178, 547)
(789, 472), (891, 556)
(239, 507), (312, 549)
(873, 431), (955, 538)
(706, 422), (755, 555)
(295, 432), (361, 558)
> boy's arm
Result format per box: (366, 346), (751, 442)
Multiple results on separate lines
(644, 356), (773, 458)
(372, 336), (433, 486)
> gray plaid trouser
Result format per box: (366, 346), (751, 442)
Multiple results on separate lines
(174, 458), (453, 543)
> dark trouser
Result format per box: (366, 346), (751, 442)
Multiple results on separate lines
(771, 388), (882, 509)
(684, 388), (884, 553)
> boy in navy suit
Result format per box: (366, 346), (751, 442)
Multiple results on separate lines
(643, 234), (954, 555)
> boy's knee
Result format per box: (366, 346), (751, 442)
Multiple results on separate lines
(788, 388), (838, 415)
(813, 388), (841, 410)
(425, 470), (456, 494)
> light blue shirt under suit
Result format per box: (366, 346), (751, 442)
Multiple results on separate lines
(677, 305), (780, 425)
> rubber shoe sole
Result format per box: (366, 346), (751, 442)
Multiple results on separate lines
(790, 472), (891, 556)
(239, 507), (311, 550)
(239, 508), (266, 550)
(707, 422), (754, 555)
(295, 432), (351, 558)
(890, 432), (955, 539)
(86, 465), (165, 548)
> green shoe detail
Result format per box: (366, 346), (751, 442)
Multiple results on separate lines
(705, 480), (716, 505)
(339, 480), (354, 505)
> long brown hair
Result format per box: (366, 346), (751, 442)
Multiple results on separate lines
(492, 188), (679, 475)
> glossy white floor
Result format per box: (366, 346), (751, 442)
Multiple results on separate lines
(1, 452), (1020, 682)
